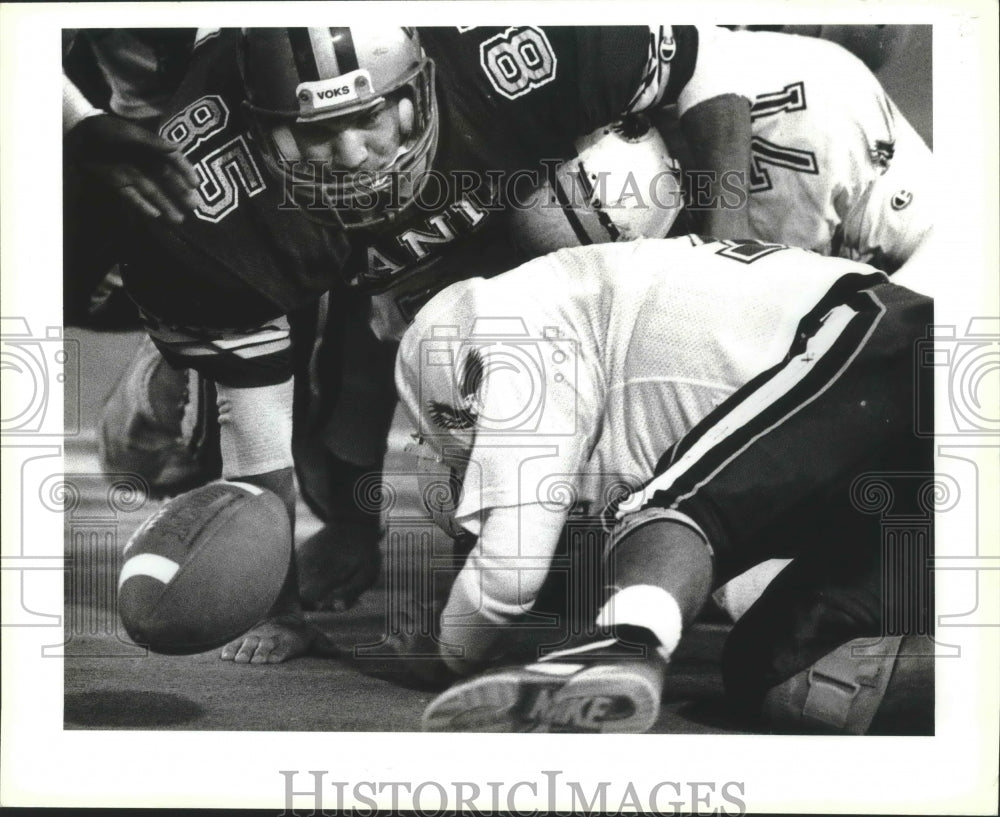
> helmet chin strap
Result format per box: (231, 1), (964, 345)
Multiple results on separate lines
(390, 142), (413, 164)
(271, 125), (300, 161)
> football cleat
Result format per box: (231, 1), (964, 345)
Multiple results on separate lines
(99, 336), (221, 496)
(421, 638), (667, 733)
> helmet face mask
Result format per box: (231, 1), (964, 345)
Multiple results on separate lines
(239, 27), (438, 233)
(509, 115), (685, 256)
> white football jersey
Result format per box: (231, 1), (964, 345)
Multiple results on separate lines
(398, 236), (884, 533)
(733, 31), (932, 272)
(397, 237), (887, 656)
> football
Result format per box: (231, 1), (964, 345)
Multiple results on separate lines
(117, 480), (292, 654)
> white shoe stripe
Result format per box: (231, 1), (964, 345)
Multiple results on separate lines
(537, 638), (618, 661)
(524, 662), (584, 676)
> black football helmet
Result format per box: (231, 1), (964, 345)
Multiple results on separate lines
(239, 27), (438, 231)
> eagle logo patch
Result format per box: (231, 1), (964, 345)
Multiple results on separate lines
(427, 348), (485, 431)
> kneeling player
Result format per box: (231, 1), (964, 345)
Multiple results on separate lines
(392, 235), (934, 734)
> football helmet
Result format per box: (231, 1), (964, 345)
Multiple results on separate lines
(510, 115), (684, 256)
(239, 27), (438, 231)
(395, 278), (487, 538)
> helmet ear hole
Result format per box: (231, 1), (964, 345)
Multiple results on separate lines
(397, 96), (415, 139)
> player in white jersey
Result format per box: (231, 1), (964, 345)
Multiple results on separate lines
(515, 30), (933, 282)
(733, 30), (931, 274)
(391, 236), (934, 734)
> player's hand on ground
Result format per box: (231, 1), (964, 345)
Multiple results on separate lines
(66, 113), (200, 223)
(383, 633), (457, 690)
(367, 594), (458, 690)
(219, 613), (332, 664)
(296, 519), (383, 613)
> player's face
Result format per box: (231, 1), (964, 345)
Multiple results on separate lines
(288, 100), (407, 172)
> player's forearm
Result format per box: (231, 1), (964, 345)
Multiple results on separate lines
(63, 74), (105, 136)
(439, 502), (566, 675)
(680, 94), (752, 239)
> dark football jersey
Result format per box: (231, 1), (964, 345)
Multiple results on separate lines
(357, 26), (696, 337)
(122, 26), (702, 382)
(121, 29), (351, 331)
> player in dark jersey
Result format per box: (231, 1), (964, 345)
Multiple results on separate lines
(105, 26), (756, 664)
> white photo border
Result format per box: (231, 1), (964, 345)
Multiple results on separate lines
(1, 1), (997, 812)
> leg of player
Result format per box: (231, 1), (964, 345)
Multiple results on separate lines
(293, 453), (383, 613)
(218, 465), (332, 664)
(289, 288), (394, 613)
(483, 276), (932, 732)
(208, 380), (331, 664)
(681, 280), (934, 731)
(421, 518), (712, 733)
(600, 512), (715, 653)
(725, 546), (935, 735)
(98, 336), (222, 495)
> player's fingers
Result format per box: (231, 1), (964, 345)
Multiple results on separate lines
(159, 164), (202, 210)
(117, 185), (164, 220)
(115, 124), (182, 156)
(164, 150), (201, 189)
(130, 176), (187, 224)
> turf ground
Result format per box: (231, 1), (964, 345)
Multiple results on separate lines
(61, 334), (740, 733)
